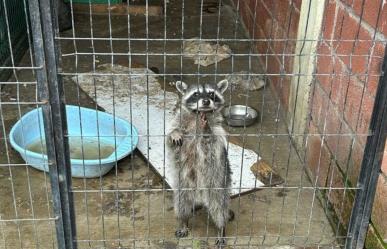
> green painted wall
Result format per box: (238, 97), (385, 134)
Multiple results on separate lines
(0, 0), (29, 82)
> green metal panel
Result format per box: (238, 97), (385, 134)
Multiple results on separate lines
(0, 0), (29, 82)
(65, 0), (122, 4)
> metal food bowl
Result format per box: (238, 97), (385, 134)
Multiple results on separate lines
(223, 105), (259, 127)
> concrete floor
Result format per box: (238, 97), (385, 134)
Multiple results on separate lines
(0, 0), (339, 248)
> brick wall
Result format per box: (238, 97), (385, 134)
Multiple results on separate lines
(235, 0), (301, 109)
(236, 0), (387, 247)
(372, 143), (387, 245)
(306, 0), (387, 246)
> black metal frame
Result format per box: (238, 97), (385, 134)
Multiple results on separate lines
(345, 45), (387, 249)
(27, 0), (76, 248)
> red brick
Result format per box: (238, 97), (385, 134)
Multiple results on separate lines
(347, 140), (365, 184)
(281, 79), (290, 107)
(366, 42), (385, 97)
(335, 28), (373, 78)
(269, 75), (291, 108)
(272, 23), (285, 53)
(350, 30), (374, 77)
(248, 21), (259, 39)
(261, 0), (274, 12)
(273, 1), (292, 30)
(255, 28), (269, 54)
(306, 122), (332, 187)
(356, 92), (374, 146)
(366, 75), (381, 98)
(332, 7), (350, 51)
(271, 29), (291, 71)
(371, 174), (387, 240)
(310, 88), (321, 127)
(283, 76), (291, 101)
(322, 0), (338, 42)
(288, 10), (300, 40)
(330, 62), (348, 112)
(381, 141), (387, 174)
(238, 0), (300, 111)
(379, 3), (387, 36)
(316, 42), (335, 93)
(272, 21), (287, 41)
(323, 102), (343, 153)
(340, 0), (354, 6)
(381, 150), (387, 175)
(238, 2), (247, 27)
(249, 3), (267, 38)
(342, 0), (387, 36)
(254, 2), (272, 38)
(273, 22), (285, 41)
(369, 42), (385, 76)
(284, 42), (296, 73)
(326, 167), (354, 225)
(311, 83), (330, 130)
(248, 0), (258, 15)
(240, 1), (253, 35)
(330, 3), (386, 90)
(334, 122), (354, 170)
(351, 0), (384, 31)
(344, 77), (364, 131)
(328, 189), (352, 225)
(266, 55), (281, 74)
(327, 163), (344, 188)
(292, 0), (302, 11)
(331, 11), (375, 84)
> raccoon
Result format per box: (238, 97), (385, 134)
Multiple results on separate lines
(168, 79), (234, 248)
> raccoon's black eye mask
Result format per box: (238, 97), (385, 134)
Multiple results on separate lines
(175, 79), (229, 96)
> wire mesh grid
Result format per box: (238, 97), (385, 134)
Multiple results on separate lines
(0, 0), (386, 248)
(0, 0), (58, 248)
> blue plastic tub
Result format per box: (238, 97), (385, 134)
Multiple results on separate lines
(9, 105), (138, 178)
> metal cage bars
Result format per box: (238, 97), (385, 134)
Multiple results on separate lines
(345, 45), (387, 249)
(27, 0), (76, 248)
(21, 0), (387, 248)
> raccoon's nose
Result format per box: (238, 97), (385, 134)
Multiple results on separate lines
(202, 99), (210, 106)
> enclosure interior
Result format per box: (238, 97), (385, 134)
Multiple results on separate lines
(2, 0), (385, 248)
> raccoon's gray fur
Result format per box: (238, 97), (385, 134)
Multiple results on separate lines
(168, 79), (233, 247)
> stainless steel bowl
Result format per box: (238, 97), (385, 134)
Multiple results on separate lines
(223, 105), (259, 127)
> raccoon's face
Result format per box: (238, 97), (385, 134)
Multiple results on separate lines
(175, 79), (228, 112)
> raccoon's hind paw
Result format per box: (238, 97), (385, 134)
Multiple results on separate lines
(175, 228), (189, 238)
(169, 130), (183, 146)
(215, 238), (227, 248)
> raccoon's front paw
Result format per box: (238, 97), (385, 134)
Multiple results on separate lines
(175, 228), (189, 238)
(199, 112), (208, 129)
(215, 238), (226, 248)
(169, 130), (183, 146)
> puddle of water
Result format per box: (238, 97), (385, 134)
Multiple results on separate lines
(26, 137), (115, 160)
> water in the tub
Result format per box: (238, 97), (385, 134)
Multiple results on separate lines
(26, 137), (116, 160)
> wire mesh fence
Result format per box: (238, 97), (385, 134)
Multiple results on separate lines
(0, 0), (386, 248)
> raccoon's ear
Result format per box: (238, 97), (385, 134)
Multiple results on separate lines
(175, 81), (188, 94)
(217, 79), (228, 93)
